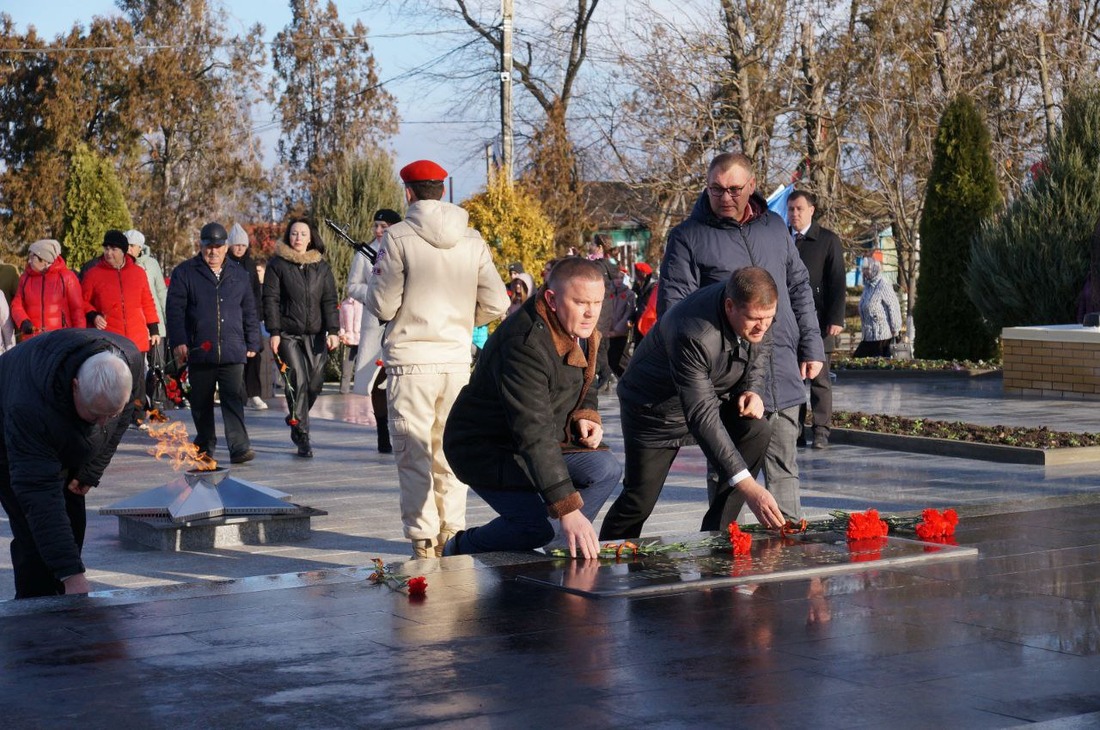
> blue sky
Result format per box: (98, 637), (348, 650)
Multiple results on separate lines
(0, 0), (494, 200)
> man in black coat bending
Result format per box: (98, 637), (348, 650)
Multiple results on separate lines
(600, 267), (787, 540)
(0, 329), (141, 598)
(788, 190), (846, 450)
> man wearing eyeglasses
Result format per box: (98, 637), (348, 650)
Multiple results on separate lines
(658, 153), (823, 526)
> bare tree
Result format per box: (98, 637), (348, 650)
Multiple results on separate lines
(595, 0), (805, 262)
(271, 0), (398, 205)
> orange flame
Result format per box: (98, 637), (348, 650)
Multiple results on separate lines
(146, 421), (218, 471)
(144, 408), (169, 424)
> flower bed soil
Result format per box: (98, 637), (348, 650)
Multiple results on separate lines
(828, 411), (1100, 465)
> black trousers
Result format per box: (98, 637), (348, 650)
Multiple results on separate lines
(277, 333), (327, 435)
(599, 409), (772, 540)
(799, 350), (833, 436)
(609, 335), (629, 378)
(243, 352), (263, 399)
(188, 362), (250, 458)
(372, 370), (390, 449)
(0, 479), (86, 598)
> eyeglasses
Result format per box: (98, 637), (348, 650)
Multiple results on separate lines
(707, 184), (749, 198)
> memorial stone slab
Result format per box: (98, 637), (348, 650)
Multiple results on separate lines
(517, 531), (978, 598)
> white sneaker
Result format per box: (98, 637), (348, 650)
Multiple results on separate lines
(246, 396), (269, 410)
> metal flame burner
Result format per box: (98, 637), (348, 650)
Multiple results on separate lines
(100, 467), (298, 523)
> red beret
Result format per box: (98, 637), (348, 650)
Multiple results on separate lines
(634, 262), (653, 275)
(399, 159), (448, 183)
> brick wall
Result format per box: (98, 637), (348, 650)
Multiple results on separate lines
(1002, 338), (1100, 400)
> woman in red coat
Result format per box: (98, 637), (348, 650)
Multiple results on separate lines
(11, 239), (86, 340)
(81, 230), (160, 355)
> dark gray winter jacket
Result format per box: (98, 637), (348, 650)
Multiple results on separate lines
(658, 191), (823, 411)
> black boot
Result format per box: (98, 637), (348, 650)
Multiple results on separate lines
(297, 434), (313, 458)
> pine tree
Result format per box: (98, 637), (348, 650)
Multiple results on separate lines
(464, 174), (555, 279)
(60, 143), (132, 271)
(312, 149), (404, 298)
(969, 83), (1100, 330)
(914, 95), (1002, 360)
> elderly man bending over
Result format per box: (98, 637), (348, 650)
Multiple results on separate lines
(0, 329), (140, 598)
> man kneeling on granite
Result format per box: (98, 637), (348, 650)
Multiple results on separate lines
(600, 266), (788, 540)
(442, 257), (621, 559)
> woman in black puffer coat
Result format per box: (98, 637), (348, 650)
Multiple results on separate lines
(262, 218), (339, 457)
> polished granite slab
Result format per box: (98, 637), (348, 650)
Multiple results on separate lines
(518, 532), (978, 598)
(2, 501), (1099, 728)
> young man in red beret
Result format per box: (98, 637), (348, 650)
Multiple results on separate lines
(364, 160), (510, 559)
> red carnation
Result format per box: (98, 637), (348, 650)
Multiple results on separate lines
(915, 508), (959, 540)
(199, 341), (212, 352)
(406, 576), (428, 596)
(727, 522), (752, 555)
(846, 509), (889, 541)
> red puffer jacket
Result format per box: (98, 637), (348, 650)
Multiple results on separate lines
(11, 256), (87, 338)
(81, 257), (159, 353)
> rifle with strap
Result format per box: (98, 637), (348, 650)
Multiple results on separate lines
(324, 219), (378, 264)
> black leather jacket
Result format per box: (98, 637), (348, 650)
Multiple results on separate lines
(618, 280), (772, 483)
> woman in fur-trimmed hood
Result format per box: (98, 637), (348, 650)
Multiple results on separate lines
(262, 218), (339, 457)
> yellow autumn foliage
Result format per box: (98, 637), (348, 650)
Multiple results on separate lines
(463, 174), (555, 281)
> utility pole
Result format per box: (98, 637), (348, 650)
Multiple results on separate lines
(500, 0), (514, 181)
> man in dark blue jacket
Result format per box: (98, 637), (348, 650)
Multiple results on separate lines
(0, 329), (140, 597)
(601, 267), (786, 539)
(659, 153), (824, 521)
(166, 222), (261, 464)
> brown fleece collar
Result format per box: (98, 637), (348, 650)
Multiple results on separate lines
(275, 242), (323, 265)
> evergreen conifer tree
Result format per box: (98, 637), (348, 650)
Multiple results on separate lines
(313, 149), (404, 298)
(969, 83), (1100, 330)
(913, 95), (1001, 360)
(59, 143), (132, 271)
